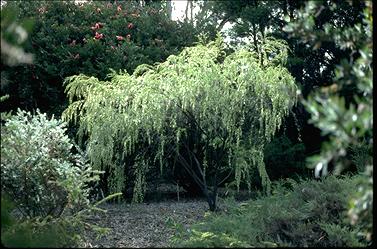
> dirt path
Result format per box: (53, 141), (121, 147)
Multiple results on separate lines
(80, 199), (208, 248)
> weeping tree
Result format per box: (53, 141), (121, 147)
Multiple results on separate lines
(63, 35), (297, 211)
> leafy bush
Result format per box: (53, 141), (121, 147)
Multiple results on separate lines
(347, 166), (373, 243)
(1, 109), (100, 218)
(1, 195), (79, 247)
(285, 1), (372, 243)
(1, 1), (200, 116)
(264, 134), (308, 180)
(172, 175), (367, 247)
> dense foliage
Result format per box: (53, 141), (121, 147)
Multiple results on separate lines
(0, 109), (118, 247)
(285, 1), (373, 243)
(172, 175), (367, 247)
(0, 3), (111, 247)
(1, 4), (34, 121)
(63, 35), (297, 210)
(1, 0), (199, 116)
(264, 134), (308, 181)
(1, 109), (101, 218)
(0, 5), (33, 66)
(1, 195), (82, 247)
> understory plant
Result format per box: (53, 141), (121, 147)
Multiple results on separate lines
(1, 109), (101, 218)
(171, 175), (367, 247)
(63, 34), (297, 211)
(0, 109), (114, 247)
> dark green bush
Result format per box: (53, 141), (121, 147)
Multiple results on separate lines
(1, 1), (199, 116)
(264, 134), (308, 180)
(1, 194), (104, 247)
(172, 175), (367, 247)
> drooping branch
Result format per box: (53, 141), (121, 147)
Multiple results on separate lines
(63, 36), (298, 208)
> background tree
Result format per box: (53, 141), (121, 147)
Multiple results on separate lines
(1, 0), (199, 117)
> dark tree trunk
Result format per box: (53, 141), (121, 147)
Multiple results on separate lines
(207, 192), (217, 212)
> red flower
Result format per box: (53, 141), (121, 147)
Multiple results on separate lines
(91, 22), (103, 31)
(116, 35), (125, 41)
(117, 5), (122, 12)
(127, 23), (134, 29)
(94, 32), (103, 40)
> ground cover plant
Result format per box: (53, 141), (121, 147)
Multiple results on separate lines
(171, 175), (367, 247)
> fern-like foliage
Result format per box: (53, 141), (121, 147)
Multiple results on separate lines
(63, 35), (297, 208)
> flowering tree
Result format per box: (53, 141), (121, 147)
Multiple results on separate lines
(1, 0), (199, 116)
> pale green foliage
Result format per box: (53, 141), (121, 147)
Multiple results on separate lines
(1, 109), (101, 218)
(63, 35), (297, 201)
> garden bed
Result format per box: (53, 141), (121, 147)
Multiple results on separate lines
(80, 199), (208, 248)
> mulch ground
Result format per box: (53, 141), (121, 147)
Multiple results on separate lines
(79, 199), (208, 248)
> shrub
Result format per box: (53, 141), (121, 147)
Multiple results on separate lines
(172, 175), (367, 247)
(1, 195), (78, 247)
(1, 109), (100, 218)
(264, 134), (308, 180)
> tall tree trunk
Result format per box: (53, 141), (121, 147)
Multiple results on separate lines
(185, 0), (190, 22)
(190, 0), (193, 23)
(166, 0), (172, 20)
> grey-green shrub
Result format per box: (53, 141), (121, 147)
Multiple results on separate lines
(0, 109), (100, 218)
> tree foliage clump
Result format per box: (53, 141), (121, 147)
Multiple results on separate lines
(63, 35), (297, 210)
(1, 0), (199, 116)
